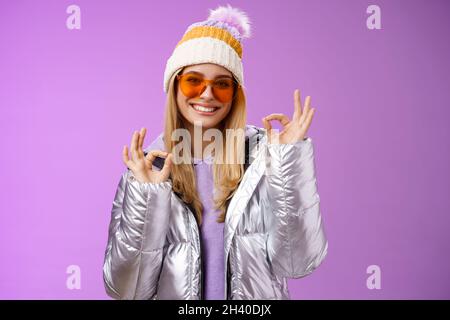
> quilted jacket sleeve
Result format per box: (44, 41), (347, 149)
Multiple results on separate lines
(265, 137), (328, 278)
(102, 169), (172, 299)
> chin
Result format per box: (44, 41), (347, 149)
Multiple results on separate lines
(190, 116), (222, 129)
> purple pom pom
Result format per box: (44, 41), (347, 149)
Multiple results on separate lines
(207, 4), (251, 39)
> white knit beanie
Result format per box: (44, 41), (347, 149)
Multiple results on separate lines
(163, 4), (252, 94)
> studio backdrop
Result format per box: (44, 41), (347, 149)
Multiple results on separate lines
(1, 0), (449, 299)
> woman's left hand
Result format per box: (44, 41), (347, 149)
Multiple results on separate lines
(262, 89), (316, 144)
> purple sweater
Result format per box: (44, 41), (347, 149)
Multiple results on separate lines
(193, 155), (225, 300)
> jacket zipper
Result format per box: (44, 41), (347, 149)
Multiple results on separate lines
(190, 208), (204, 300)
(198, 219), (205, 300)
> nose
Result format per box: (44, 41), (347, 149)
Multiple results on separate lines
(199, 83), (215, 100)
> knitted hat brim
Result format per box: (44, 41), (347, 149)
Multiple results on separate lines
(163, 37), (244, 94)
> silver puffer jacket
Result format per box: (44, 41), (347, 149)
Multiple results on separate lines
(103, 124), (328, 300)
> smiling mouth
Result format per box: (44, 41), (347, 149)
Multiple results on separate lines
(189, 104), (220, 114)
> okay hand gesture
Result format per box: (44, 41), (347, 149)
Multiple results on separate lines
(262, 89), (316, 144)
(122, 128), (173, 184)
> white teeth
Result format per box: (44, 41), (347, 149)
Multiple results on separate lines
(191, 104), (217, 113)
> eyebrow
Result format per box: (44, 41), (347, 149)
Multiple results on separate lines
(183, 71), (233, 79)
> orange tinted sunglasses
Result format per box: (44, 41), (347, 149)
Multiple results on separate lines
(176, 72), (240, 103)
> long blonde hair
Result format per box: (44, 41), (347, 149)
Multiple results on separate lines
(163, 67), (247, 225)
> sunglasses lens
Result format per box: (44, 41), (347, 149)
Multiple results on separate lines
(212, 79), (235, 103)
(178, 74), (237, 103)
(179, 74), (203, 98)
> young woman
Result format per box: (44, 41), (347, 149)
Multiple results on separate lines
(103, 5), (328, 300)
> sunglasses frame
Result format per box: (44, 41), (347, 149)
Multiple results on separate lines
(176, 72), (241, 103)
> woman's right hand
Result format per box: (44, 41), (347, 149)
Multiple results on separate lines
(122, 127), (173, 184)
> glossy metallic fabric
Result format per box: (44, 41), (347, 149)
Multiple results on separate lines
(103, 125), (328, 300)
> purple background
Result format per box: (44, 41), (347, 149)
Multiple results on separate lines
(1, 0), (449, 299)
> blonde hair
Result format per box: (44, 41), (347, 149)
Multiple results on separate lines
(163, 68), (247, 225)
